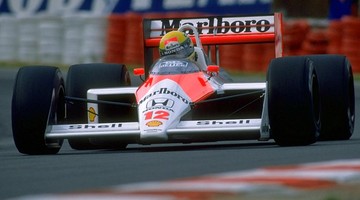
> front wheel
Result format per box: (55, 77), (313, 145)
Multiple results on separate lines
(66, 63), (131, 150)
(308, 55), (355, 140)
(267, 56), (320, 146)
(12, 66), (65, 155)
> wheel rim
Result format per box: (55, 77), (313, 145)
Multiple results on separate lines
(45, 85), (65, 148)
(347, 67), (355, 134)
(311, 73), (321, 136)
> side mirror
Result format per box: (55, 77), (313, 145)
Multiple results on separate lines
(133, 68), (145, 76)
(207, 65), (220, 74)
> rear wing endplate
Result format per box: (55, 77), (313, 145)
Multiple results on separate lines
(143, 13), (283, 71)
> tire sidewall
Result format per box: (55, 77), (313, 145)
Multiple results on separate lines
(12, 66), (64, 154)
(267, 56), (319, 146)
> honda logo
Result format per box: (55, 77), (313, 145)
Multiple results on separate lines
(146, 98), (175, 108)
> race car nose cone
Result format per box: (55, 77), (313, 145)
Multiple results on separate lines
(140, 130), (168, 144)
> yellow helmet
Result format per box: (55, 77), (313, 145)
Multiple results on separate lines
(159, 31), (194, 58)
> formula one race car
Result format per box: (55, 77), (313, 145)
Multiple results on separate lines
(12, 13), (355, 155)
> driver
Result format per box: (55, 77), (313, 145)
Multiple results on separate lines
(159, 31), (198, 62)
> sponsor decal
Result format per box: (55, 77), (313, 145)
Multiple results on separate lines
(196, 120), (251, 126)
(88, 107), (97, 122)
(139, 87), (190, 105)
(164, 36), (179, 47)
(159, 61), (188, 68)
(144, 129), (162, 133)
(146, 120), (163, 127)
(147, 98), (174, 108)
(154, 16), (273, 36)
(0, 0), (271, 16)
(164, 36), (178, 45)
(68, 123), (122, 129)
(161, 38), (185, 56)
(144, 98), (175, 113)
(143, 106), (174, 113)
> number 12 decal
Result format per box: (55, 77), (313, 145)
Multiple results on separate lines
(145, 110), (169, 120)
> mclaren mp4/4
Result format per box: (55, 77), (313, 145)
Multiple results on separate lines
(12, 13), (355, 154)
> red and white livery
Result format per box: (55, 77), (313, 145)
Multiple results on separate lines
(11, 13), (355, 154)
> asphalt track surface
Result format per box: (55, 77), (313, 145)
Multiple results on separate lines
(0, 68), (360, 199)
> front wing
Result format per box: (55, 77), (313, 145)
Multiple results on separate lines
(46, 82), (270, 144)
(47, 118), (267, 144)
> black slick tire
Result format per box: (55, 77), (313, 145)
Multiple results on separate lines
(267, 56), (320, 146)
(66, 63), (131, 150)
(308, 55), (355, 140)
(12, 66), (65, 155)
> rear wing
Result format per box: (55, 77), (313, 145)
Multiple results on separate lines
(143, 13), (283, 71)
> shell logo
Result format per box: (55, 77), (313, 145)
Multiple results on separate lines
(146, 120), (163, 127)
(88, 107), (97, 122)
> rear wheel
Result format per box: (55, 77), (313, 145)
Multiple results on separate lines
(12, 66), (65, 155)
(267, 56), (320, 146)
(308, 55), (355, 140)
(66, 63), (131, 150)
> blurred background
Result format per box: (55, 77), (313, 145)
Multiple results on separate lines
(0, 0), (359, 73)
